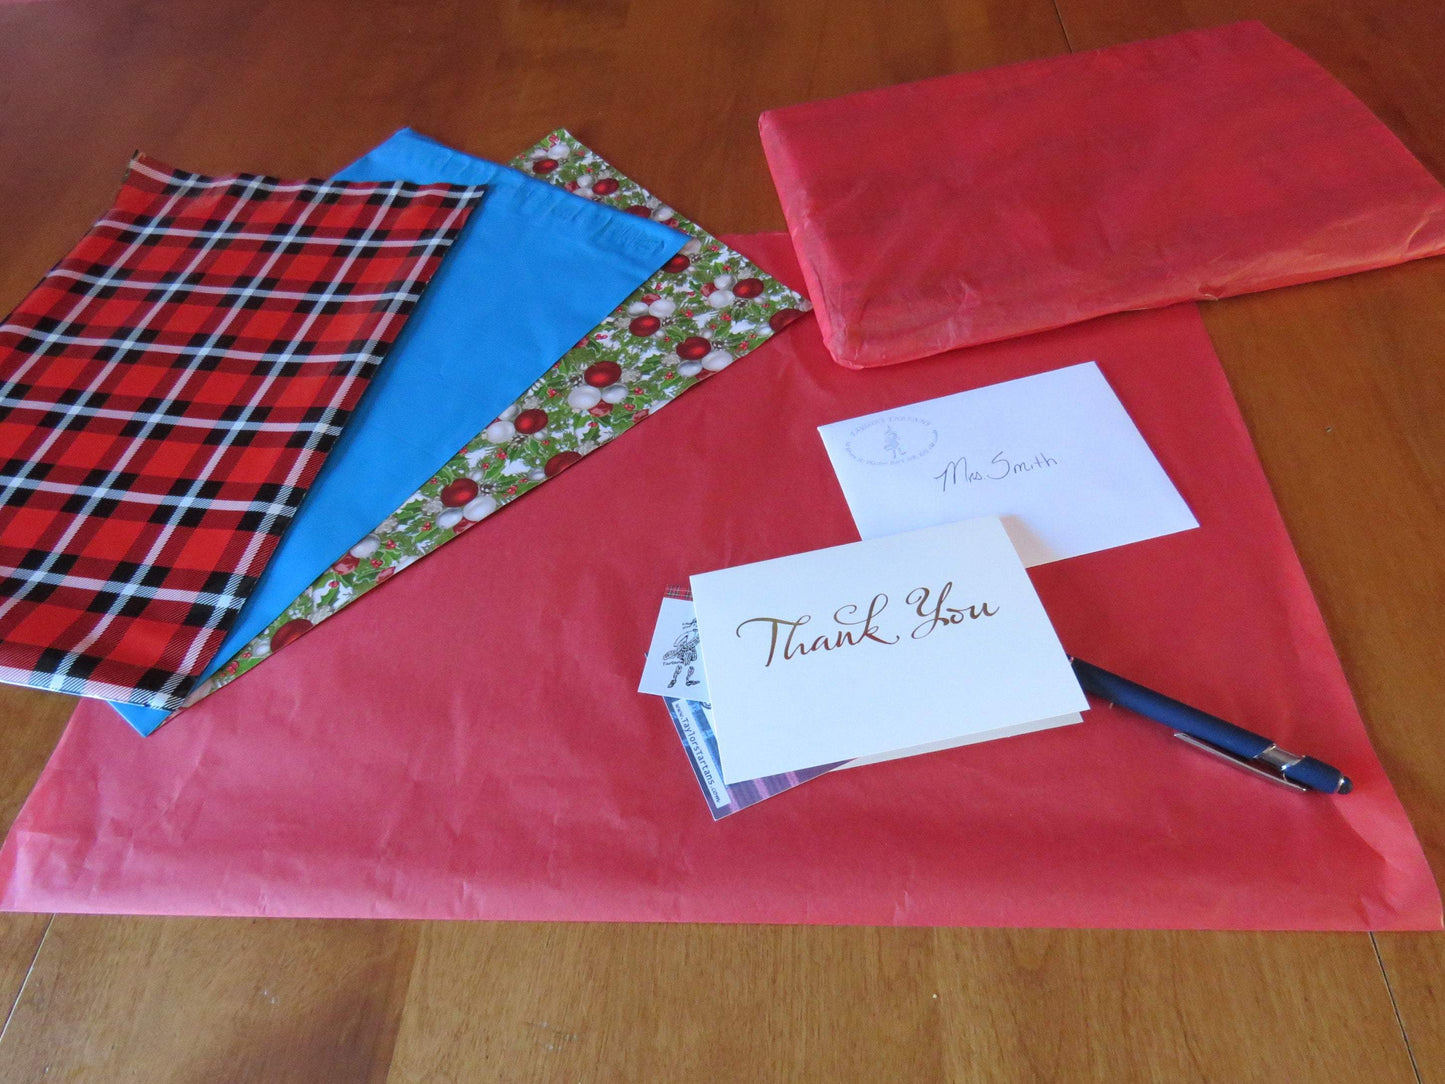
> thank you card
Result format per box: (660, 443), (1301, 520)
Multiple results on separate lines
(689, 517), (1087, 783)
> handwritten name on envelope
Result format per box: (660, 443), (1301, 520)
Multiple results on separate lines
(818, 362), (1198, 566)
(689, 517), (1088, 784)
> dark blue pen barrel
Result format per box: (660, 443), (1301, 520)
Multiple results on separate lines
(1070, 659), (1272, 759)
(1286, 756), (1352, 794)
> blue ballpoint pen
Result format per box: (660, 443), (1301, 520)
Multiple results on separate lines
(1069, 658), (1352, 795)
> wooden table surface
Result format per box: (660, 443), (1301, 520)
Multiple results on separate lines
(1, 0), (1443, 1080)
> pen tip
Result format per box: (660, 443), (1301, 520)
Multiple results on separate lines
(1338, 777), (1353, 795)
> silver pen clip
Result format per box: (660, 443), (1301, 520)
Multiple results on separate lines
(1172, 732), (1308, 792)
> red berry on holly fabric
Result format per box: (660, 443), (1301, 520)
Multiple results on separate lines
(270, 618), (312, 652)
(532, 158), (559, 174)
(734, 278), (765, 299)
(662, 254), (690, 273)
(589, 403), (613, 417)
(514, 408), (548, 434)
(585, 361), (623, 387)
(769, 308), (804, 332)
(544, 451), (583, 478)
(629, 315), (661, 336)
(625, 205), (651, 217)
(592, 178), (619, 196)
(676, 336), (710, 361)
(332, 555), (359, 575)
(440, 478), (480, 507)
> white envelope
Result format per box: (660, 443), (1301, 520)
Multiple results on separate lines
(689, 517), (1088, 784)
(817, 361), (1197, 566)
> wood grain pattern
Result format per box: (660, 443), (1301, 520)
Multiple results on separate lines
(931, 930), (1416, 1082)
(386, 925), (1417, 1084)
(0, 914), (49, 1035)
(0, 0), (1441, 1079)
(1377, 933), (1445, 1084)
(0, 916), (418, 1083)
(389, 924), (945, 1082)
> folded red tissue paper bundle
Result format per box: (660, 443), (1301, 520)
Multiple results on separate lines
(759, 21), (1445, 369)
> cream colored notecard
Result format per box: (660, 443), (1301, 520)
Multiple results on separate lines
(689, 517), (1087, 784)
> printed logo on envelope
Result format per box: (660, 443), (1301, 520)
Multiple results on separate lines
(843, 414), (938, 465)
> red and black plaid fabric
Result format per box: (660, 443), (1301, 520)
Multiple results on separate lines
(0, 154), (485, 709)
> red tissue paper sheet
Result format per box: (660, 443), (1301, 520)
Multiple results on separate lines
(759, 21), (1445, 370)
(1, 233), (1436, 930)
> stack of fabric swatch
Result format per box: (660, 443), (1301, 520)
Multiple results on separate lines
(0, 128), (809, 734)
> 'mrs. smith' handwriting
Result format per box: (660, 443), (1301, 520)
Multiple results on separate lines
(935, 451), (1058, 493)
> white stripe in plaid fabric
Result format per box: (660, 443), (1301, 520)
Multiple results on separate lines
(0, 333), (411, 364)
(0, 402), (344, 439)
(87, 221), (456, 246)
(45, 268), (425, 305)
(0, 154), (484, 708)
(0, 563), (245, 604)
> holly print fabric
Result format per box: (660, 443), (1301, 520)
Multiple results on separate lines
(173, 130), (809, 716)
